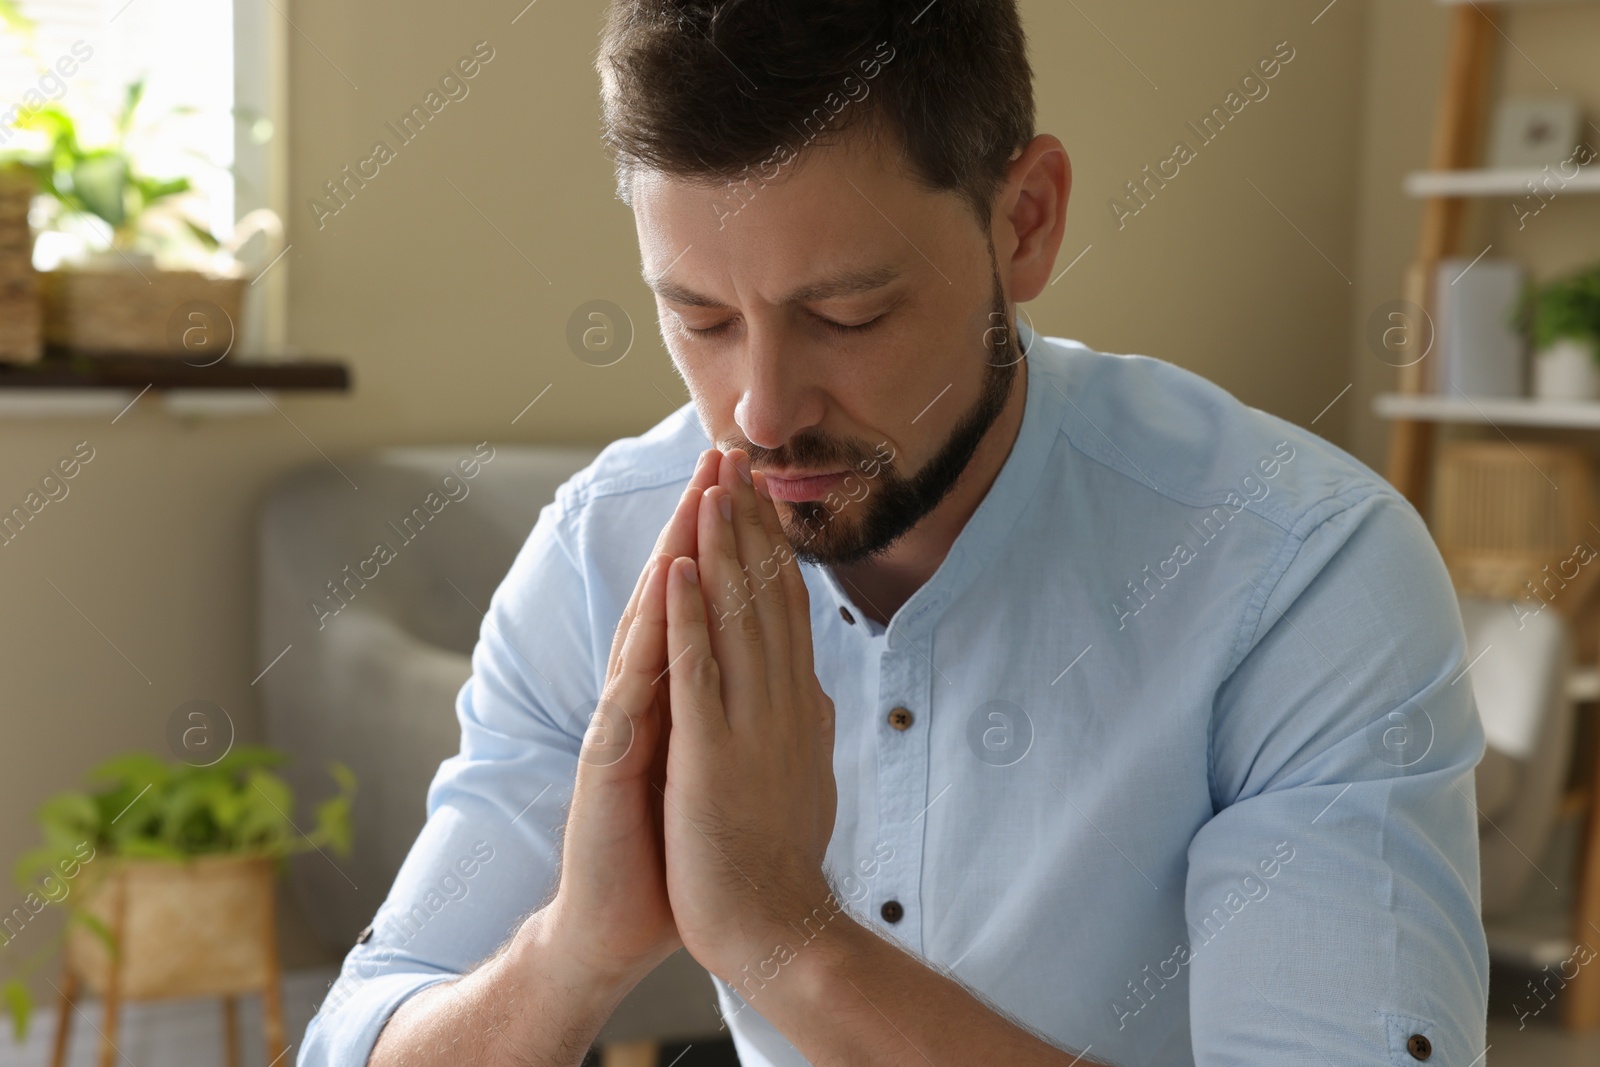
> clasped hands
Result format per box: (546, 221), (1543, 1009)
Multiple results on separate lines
(546, 447), (840, 992)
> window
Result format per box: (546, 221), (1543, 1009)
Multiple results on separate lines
(0, 0), (287, 354)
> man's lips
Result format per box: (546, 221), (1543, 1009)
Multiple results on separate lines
(760, 469), (849, 502)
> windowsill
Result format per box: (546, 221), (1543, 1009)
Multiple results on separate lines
(0, 351), (350, 418)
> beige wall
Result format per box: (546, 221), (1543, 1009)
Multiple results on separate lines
(0, 0), (1377, 975)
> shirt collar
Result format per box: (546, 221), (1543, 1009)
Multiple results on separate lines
(807, 317), (1070, 641)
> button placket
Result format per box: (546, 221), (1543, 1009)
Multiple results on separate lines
(872, 615), (935, 956)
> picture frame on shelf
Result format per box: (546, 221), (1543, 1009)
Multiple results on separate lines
(1489, 97), (1583, 170)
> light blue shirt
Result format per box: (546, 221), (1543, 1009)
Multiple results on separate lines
(299, 320), (1488, 1066)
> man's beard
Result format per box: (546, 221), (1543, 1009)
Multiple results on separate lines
(733, 254), (1023, 568)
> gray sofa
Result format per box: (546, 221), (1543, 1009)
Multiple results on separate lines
(257, 444), (725, 1059)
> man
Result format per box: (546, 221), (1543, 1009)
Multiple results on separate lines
(301, 2), (1488, 1064)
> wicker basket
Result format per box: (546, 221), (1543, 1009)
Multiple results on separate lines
(39, 267), (245, 357)
(0, 165), (41, 364)
(66, 854), (278, 1000)
(1431, 440), (1600, 616)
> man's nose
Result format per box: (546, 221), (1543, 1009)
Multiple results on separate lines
(733, 324), (824, 452)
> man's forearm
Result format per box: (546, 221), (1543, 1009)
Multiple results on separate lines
(739, 912), (1107, 1066)
(368, 908), (635, 1067)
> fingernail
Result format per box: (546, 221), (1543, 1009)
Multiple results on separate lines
(732, 451), (752, 484)
(682, 558), (699, 585)
(718, 492), (733, 522)
(754, 470), (772, 500)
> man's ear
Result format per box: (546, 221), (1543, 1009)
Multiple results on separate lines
(995, 135), (1071, 304)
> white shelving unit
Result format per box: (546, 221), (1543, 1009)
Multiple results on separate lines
(1375, 392), (1600, 429)
(1404, 167), (1600, 197)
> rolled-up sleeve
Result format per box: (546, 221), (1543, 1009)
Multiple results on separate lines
(298, 489), (598, 1066)
(1187, 490), (1489, 1065)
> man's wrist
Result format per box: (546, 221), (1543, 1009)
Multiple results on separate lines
(503, 907), (641, 1023)
(785, 905), (875, 1015)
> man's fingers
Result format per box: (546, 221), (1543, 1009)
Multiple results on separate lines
(593, 553), (671, 773)
(750, 468), (815, 684)
(660, 448), (721, 560)
(698, 482), (766, 713)
(607, 449), (719, 677)
(665, 555), (727, 742)
(719, 451), (791, 703)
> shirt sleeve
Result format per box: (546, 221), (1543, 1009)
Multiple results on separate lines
(298, 489), (598, 1066)
(1186, 489), (1489, 1066)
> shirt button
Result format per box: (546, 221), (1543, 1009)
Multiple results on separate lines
(839, 605), (856, 624)
(887, 707), (914, 730)
(1406, 1034), (1431, 1061)
(355, 924), (373, 945)
(880, 900), (904, 923)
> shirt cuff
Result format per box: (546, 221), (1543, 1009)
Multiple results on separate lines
(298, 968), (458, 1066)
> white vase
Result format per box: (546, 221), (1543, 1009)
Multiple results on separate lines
(1531, 337), (1600, 401)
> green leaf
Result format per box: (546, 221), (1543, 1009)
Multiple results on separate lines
(312, 794), (353, 857)
(235, 770), (295, 854)
(0, 0), (35, 34)
(182, 218), (220, 250)
(130, 174), (190, 206)
(328, 760), (358, 795)
(70, 154), (128, 228)
(1, 978), (30, 1044)
(87, 752), (169, 791)
(215, 745), (288, 775)
(117, 78), (147, 142)
(36, 792), (99, 852)
(11, 844), (82, 891)
(114, 837), (186, 861)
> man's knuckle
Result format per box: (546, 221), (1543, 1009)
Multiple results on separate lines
(689, 652), (721, 690)
(736, 605), (763, 643)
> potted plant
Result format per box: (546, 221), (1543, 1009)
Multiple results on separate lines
(0, 746), (354, 1051)
(1519, 262), (1600, 401)
(1, 78), (281, 356)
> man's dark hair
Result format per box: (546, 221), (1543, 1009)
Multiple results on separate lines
(596, 0), (1036, 230)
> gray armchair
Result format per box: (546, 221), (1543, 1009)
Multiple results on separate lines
(258, 445), (725, 1064)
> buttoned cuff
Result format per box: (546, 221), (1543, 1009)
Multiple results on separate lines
(298, 968), (457, 1066)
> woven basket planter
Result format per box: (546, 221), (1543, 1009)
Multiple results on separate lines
(0, 165), (41, 364)
(39, 267), (245, 357)
(66, 854), (278, 1000)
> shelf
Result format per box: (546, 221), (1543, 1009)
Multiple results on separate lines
(0, 353), (349, 418)
(0, 352), (349, 391)
(1375, 392), (1600, 429)
(1404, 167), (1600, 197)
(1438, 0), (1600, 5)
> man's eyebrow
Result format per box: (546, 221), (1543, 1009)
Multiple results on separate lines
(643, 264), (903, 308)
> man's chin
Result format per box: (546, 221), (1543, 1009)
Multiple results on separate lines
(778, 506), (864, 568)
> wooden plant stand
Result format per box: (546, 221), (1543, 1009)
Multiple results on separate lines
(50, 854), (286, 1067)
